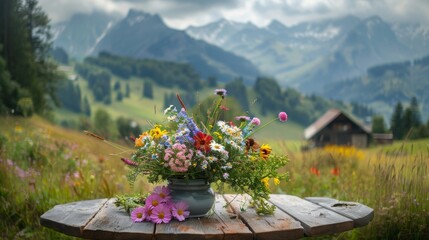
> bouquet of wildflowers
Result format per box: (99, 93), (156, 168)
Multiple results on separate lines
(122, 89), (289, 215)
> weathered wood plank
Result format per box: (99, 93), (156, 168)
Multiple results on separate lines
(224, 194), (304, 240)
(204, 195), (253, 240)
(155, 218), (206, 240)
(156, 195), (253, 240)
(305, 197), (374, 227)
(40, 198), (108, 237)
(83, 199), (155, 240)
(269, 194), (354, 236)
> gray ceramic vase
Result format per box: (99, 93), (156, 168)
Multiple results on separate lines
(168, 178), (215, 217)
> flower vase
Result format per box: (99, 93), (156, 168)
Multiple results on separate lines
(168, 178), (215, 217)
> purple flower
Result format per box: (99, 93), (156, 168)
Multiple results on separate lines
(143, 204), (154, 221)
(130, 207), (146, 222)
(250, 117), (261, 126)
(235, 116), (250, 122)
(121, 158), (138, 166)
(146, 194), (162, 208)
(153, 186), (171, 202)
(214, 89), (227, 97)
(150, 205), (172, 224)
(172, 201), (190, 221)
(278, 112), (288, 122)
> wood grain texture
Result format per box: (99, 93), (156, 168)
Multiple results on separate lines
(83, 199), (155, 240)
(269, 194), (354, 236)
(40, 195), (373, 239)
(224, 194), (304, 240)
(156, 195), (253, 240)
(305, 197), (374, 227)
(40, 198), (108, 237)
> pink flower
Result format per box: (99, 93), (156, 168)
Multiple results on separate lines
(278, 112), (288, 122)
(164, 143), (193, 172)
(143, 204), (154, 221)
(250, 117), (260, 126)
(235, 116), (250, 122)
(146, 194), (162, 208)
(172, 201), (190, 221)
(150, 205), (172, 224)
(130, 207), (146, 222)
(153, 186), (171, 202)
(121, 157), (138, 166)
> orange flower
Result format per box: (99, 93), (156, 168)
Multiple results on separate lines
(331, 167), (340, 176)
(310, 167), (320, 176)
(135, 132), (149, 147)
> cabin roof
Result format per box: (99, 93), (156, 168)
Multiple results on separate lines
(304, 109), (371, 140)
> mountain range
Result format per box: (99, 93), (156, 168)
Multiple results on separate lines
(52, 10), (429, 120)
(187, 15), (429, 94)
(53, 10), (259, 82)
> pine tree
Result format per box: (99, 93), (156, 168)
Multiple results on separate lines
(125, 83), (130, 98)
(116, 91), (123, 102)
(82, 95), (91, 116)
(409, 96), (421, 127)
(143, 81), (153, 99)
(0, 0), (59, 114)
(114, 81), (121, 91)
(207, 76), (217, 87)
(225, 77), (249, 111)
(390, 102), (404, 139)
(372, 115), (386, 133)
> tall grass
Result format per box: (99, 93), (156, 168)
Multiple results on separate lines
(1, 116), (428, 239)
(276, 143), (429, 239)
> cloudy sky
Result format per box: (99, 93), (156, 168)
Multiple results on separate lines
(39, 0), (429, 29)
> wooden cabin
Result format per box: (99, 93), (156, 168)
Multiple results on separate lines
(372, 133), (394, 145)
(304, 109), (371, 148)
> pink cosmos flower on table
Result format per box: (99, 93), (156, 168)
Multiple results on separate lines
(146, 194), (162, 208)
(143, 204), (154, 221)
(130, 207), (146, 222)
(153, 186), (171, 202)
(151, 205), (172, 224)
(172, 201), (190, 221)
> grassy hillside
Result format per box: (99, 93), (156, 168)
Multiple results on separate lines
(323, 55), (429, 121)
(1, 116), (427, 239)
(55, 65), (305, 140)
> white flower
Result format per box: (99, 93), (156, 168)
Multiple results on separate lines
(207, 156), (218, 162)
(210, 140), (225, 152)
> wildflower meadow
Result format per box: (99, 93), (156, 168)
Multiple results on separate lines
(0, 115), (428, 239)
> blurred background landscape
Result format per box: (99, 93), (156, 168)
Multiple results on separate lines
(1, 0), (428, 239)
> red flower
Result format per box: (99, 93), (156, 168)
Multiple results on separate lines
(220, 105), (230, 111)
(193, 132), (213, 153)
(331, 167), (340, 176)
(310, 167), (320, 176)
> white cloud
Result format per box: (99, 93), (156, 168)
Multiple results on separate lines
(39, 0), (429, 28)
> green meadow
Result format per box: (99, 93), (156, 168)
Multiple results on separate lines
(0, 115), (427, 239)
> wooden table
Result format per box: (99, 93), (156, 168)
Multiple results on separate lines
(40, 194), (373, 240)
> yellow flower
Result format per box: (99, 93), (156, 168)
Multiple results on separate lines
(260, 144), (272, 159)
(213, 132), (222, 139)
(14, 125), (23, 133)
(273, 178), (280, 185)
(261, 177), (270, 188)
(135, 132), (149, 147)
(149, 125), (167, 140)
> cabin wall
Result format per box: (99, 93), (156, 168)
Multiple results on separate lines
(310, 114), (369, 148)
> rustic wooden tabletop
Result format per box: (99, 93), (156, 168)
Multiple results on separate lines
(40, 194), (373, 240)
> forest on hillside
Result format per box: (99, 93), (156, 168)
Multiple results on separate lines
(0, 0), (59, 116)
